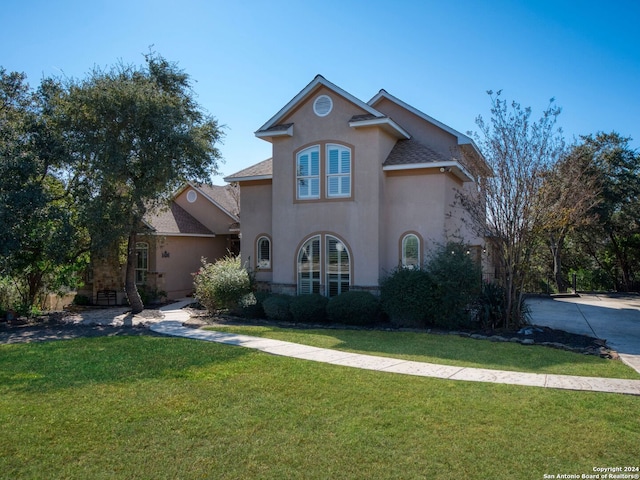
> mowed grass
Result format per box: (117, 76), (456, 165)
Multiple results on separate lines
(0, 336), (638, 480)
(206, 325), (640, 379)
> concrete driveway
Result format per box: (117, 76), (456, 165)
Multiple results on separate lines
(527, 294), (640, 373)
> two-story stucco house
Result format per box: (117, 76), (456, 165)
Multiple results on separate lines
(225, 75), (488, 296)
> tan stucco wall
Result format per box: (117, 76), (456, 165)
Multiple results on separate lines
(381, 169), (449, 270)
(153, 235), (228, 299)
(238, 181), (273, 284)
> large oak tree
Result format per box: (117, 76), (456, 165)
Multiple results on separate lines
(54, 53), (223, 312)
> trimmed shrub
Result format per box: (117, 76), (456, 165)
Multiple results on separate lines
(262, 294), (293, 321)
(425, 242), (482, 329)
(193, 255), (252, 312)
(238, 291), (269, 319)
(290, 294), (328, 323)
(380, 267), (434, 327)
(326, 290), (381, 326)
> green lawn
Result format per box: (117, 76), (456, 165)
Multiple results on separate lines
(205, 325), (640, 379)
(0, 336), (638, 479)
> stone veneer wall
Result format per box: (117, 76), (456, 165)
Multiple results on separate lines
(92, 249), (127, 305)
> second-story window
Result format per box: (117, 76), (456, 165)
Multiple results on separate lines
(326, 144), (351, 197)
(296, 146), (320, 199)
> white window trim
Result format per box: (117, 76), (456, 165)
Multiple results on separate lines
(326, 144), (351, 198)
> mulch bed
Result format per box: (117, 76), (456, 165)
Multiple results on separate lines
(1, 307), (611, 358)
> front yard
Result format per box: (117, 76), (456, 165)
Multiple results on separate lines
(1, 334), (638, 479)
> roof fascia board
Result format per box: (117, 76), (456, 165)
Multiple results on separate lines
(223, 174), (273, 183)
(349, 117), (411, 139)
(383, 160), (474, 182)
(256, 75), (385, 133)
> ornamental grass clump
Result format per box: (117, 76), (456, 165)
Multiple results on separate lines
(193, 255), (252, 312)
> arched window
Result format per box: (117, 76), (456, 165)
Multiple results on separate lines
(402, 234), (420, 269)
(135, 242), (149, 284)
(298, 236), (321, 294)
(297, 234), (351, 296)
(326, 235), (350, 297)
(256, 236), (271, 269)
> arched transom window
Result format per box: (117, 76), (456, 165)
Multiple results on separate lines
(297, 234), (351, 296)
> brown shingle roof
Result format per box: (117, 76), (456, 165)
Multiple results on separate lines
(145, 203), (213, 235)
(383, 139), (448, 166)
(224, 158), (273, 181)
(197, 184), (239, 218)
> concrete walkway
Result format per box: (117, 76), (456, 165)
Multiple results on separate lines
(150, 300), (640, 396)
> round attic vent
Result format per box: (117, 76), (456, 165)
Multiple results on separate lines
(186, 190), (197, 203)
(313, 95), (333, 117)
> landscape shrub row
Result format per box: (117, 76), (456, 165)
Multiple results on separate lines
(194, 245), (511, 330)
(247, 290), (382, 326)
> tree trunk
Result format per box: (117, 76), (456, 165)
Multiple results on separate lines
(125, 231), (144, 314)
(549, 233), (567, 293)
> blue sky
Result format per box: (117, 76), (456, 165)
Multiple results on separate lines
(3, 0), (639, 184)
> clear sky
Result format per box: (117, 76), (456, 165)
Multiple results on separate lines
(3, 0), (639, 184)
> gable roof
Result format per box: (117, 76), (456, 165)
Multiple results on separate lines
(369, 89), (483, 160)
(224, 158), (273, 182)
(256, 75), (384, 135)
(172, 182), (239, 222)
(144, 203), (214, 236)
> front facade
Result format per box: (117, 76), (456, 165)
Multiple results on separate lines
(226, 75), (488, 296)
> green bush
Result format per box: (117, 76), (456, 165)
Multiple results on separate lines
(425, 242), (481, 329)
(380, 267), (434, 327)
(290, 294), (328, 323)
(238, 291), (269, 319)
(262, 294), (293, 321)
(193, 255), (252, 313)
(326, 290), (381, 326)
(0, 276), (20, 312)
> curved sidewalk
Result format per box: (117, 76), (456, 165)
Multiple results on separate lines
(153, 301), (640, 396)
